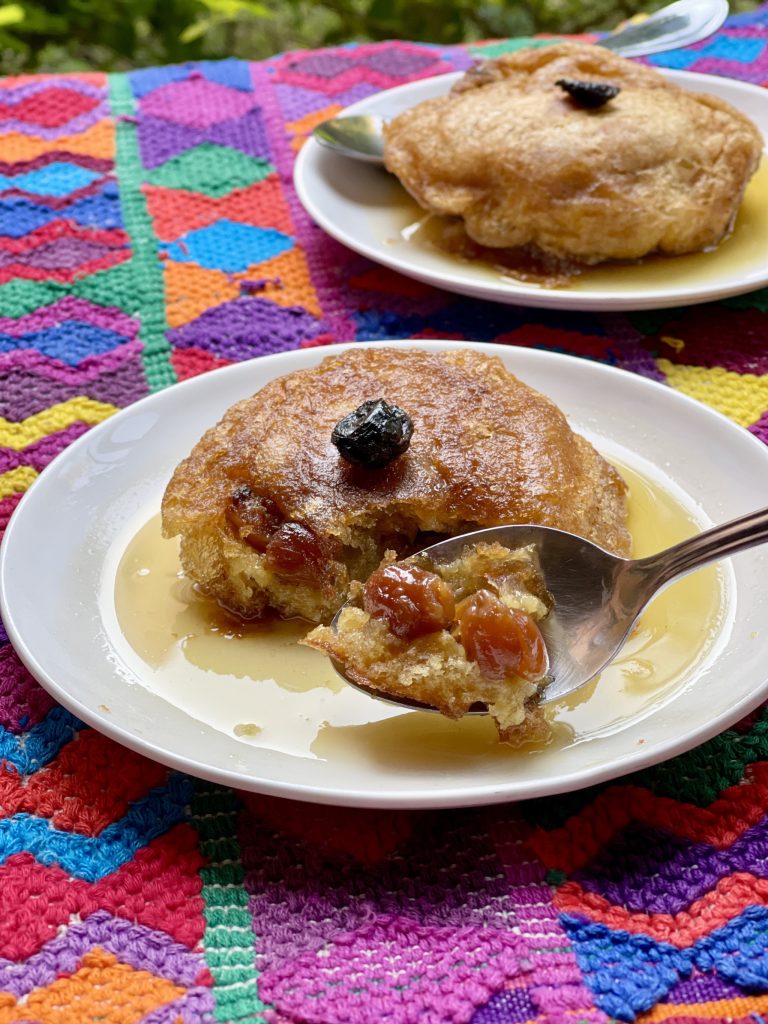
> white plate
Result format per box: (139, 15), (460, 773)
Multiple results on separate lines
(3, 340), (768, 808)
(294, 70), (768, 311)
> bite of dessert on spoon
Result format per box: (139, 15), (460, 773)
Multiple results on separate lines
(307, 506), (768, 745)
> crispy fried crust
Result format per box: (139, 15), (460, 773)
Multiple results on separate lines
(161, 347), (630, 620)
(383, 43), (763, 264)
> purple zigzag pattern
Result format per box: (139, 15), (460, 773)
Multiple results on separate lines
(665, 971), (748, 1004)
(168, 296), (324, 359)
(362, 49), (443, 75)
(0, 910), (205, 996)
(484, 820), (605, 1023)
(139, 990), (215, 1024)
(138, 107), (270, 169)
(0, 423), (90, 474)
(242, 807), (605, 1023)
(0, 236), (126, 271)
(0, 647), (56, 733)
(259, 916), (527, 1023)
(574, 821), (768, 914)
(0, 356), (148, 420)
(0, 339), (142, 379)
(0, 297), (136, 339)
(138, 76), (257, 128)
(272, 60), (475, 119)
(244, 814), (524, 966)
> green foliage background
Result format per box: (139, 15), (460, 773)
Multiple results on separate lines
(0, 0), (760, 72)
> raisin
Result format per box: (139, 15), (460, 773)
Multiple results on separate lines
(331, 399), (413, 469)
(456, 589), (548, 681)
(363, 562), (455, 641)
(264, 522), (333, 584)
(226, 484), (283, 551)
(555, 78), (620, 109)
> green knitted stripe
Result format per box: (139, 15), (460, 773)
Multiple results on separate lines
(108, 73), (177, 393)
(146, 144), (274, 196)
(468, 36), (564, 57)
(0, 262), (144, 319)
(723, 287), (768, 312)
(191, 780), (269, 1023)
(626, 308), (686, 337)
(628, 289), (768, 336)
(630, 707), (768, 800)
(527, 706), (768, 829)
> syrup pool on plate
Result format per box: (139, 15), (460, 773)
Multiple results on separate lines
(392, 158), (768, 293)
(109, 461), (724, 769)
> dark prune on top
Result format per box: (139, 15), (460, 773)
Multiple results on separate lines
(555, 78), (620, 109)
(331, 398), (414, 469)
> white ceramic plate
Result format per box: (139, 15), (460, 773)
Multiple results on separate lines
(294, 70), (768, 311)
(3, 340), (768, 808)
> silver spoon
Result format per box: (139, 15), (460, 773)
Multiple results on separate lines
(330, 503), (768, 711)
(312, 0), (729, 165)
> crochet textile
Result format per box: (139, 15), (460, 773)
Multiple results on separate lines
(2, 6), (768, 1022)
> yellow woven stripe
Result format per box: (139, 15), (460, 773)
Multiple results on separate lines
(0, 466), (38, 499)
(658, 358), (768, 428)
(0, 398), (118, 450)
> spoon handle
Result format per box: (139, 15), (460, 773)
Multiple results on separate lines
(637, 505), (768, 589)
(599, 0), (728, 58)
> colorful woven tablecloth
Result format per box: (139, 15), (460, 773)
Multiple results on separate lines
(2, 7), (768, 1023)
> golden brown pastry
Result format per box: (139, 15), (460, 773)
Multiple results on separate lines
(161, 346), (630, 622)
(383, 43), (763, 265)
(304, 541), (554, 745)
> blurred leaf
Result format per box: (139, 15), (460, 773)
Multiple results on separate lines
(2, 0), (762, 73)
(0, 5), (24, 28)
(180, 16), (213, 41)
(197, 0), (270, 16)
(475, 2), (536, 38)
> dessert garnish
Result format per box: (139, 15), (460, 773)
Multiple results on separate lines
(331, 398), (414, 468)
(555, 78), (620, 108)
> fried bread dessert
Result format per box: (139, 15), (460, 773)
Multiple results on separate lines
(161, 347), (630, 624)
(383, 43), (763, 265)
(304, 542), (554, 745)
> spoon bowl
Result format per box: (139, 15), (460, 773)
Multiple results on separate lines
(330, 504), (768, 711)
(312, 0), (729, 165)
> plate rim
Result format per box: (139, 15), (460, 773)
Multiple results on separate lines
(3, 339), (768, 808)
(294, 68), (768, 312)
